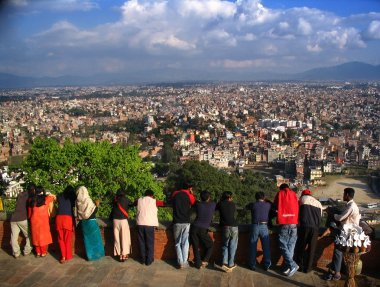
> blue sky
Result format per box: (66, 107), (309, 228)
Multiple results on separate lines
(0, 0), (379, 80)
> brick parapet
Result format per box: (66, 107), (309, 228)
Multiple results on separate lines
(0, 219), (377, 274)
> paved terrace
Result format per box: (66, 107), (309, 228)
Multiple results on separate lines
(0, 249), (379, 287)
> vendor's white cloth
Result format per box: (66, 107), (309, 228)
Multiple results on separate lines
(334, 199), (361, 225)
(76, 186), (96, 220)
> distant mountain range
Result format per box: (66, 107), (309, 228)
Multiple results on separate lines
(1, 61), (380, 88)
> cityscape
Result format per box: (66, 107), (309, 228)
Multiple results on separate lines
(1, 82), (379, 199)
(0, 1), (380, 286)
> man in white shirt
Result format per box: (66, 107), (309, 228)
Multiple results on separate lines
(324, 188), (361, 281)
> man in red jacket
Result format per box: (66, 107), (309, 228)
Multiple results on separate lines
(274, 183), (299, 277)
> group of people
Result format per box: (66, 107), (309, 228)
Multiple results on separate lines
(10, 185), (104, 263)
(10, 181), (361, 280)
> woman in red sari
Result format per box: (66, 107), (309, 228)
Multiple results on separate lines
(28, 186), (56, 257)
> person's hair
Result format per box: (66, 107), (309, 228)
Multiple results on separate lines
(344, 188), (355, 199)
(27, 184), (36, 197)
(200, 191), (210, 202)
(34, 186), (46, 207)
(255, 191), (265, 200)
(221, 191), (232, 201)
(181, 180), (192, 190)
(63, 185), (76, 202)
(145, 189), (154, 197)
(279, 183), (289, 190)
(116, 188), (126, 197)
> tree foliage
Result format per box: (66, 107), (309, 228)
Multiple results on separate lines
(22, 138), (169, 219)
(166, 160), (277, 223)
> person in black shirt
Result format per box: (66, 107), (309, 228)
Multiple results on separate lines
(190, 191), (216, 269)
(172, 182), (195, 268)
(245, 192), (272, 271)
(10, 185), (34, 258)
(111, 189), (131, 262)
(216, 191), (238, 271)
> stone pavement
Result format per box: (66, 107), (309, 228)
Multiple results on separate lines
(0, 250), (379, 287)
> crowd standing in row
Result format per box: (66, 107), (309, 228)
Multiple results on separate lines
(9, 182), (360, 280)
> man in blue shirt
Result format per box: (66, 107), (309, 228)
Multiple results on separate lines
(190, 191), (216, 269)
(245, 192), (272, 271)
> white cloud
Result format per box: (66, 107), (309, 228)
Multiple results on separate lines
(307, 43), (322, 53)
(211, 58), (275, 69)
(178, 0), (236, 19)
(366, 20), (380, 39)
(312, 27), (366, 50)
(298, 18), (312, 35)
(5, 0), (379, 77)
(149, 33), (196, 51)
(31, 21), (98, 48)
(241, 33), (257, 41)
(236, 0), (279, 26)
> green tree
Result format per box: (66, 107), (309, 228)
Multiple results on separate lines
(166, 161), (276, 222)
(22, 138), (170, 219)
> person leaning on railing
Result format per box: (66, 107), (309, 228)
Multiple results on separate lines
(10, 185), (34, 258)
(322, 187), (361, 281)
(245, 191), (272, 272)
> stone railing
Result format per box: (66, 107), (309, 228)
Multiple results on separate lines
(0, 214), (378, 275)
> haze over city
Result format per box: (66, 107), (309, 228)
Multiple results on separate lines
(0, 0), (380, 83)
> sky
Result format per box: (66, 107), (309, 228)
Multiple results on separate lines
(0, 0), (380, 81)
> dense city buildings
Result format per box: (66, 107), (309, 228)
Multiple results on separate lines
(1, 82), (380, 189)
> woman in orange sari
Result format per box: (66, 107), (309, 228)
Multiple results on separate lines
(28, 186), (56, 257)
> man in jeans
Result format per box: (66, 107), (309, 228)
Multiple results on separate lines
(172, 182), (195, 268)
(245, 191), (271, 271)
(323, 187), (361, 281)
(10, 186), (33, 258)
(217, 192), (238, 272)
(274, 183), (299, 277)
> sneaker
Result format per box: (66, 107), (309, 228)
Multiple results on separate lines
(323, 273), (333, 281)
(264, 263), (271, 271)
(282, 268), (290, 276)
(201, 262), (208, 268)
(332, 274), (341, 281)
(250, 266), (256, 271)
(287, 265), (299, 277)
(228, 264), (237, 271)
(221, 264), (229, 272)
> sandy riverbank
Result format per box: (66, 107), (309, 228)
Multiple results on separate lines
(310, 175), (380, 204)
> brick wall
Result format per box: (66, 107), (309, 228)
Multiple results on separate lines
(1, 220), (378, 274)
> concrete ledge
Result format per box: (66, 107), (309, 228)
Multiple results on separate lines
(0, 219), (378, 275)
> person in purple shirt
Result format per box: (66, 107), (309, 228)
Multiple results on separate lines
(190, 191), (216, 269)
(245, 192), (272, 271)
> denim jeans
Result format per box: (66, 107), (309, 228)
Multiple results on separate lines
(332, 244), (343, 273)
(278, 224), (298, 270)
(221, 226), (238, 267)
(249, 224), (271, 269)
(173, 223), (190, 266)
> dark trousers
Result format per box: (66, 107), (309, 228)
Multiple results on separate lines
(190, 225), (214, 268)
(137, 225), (155, 265)
(295, 226), (318, 273)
